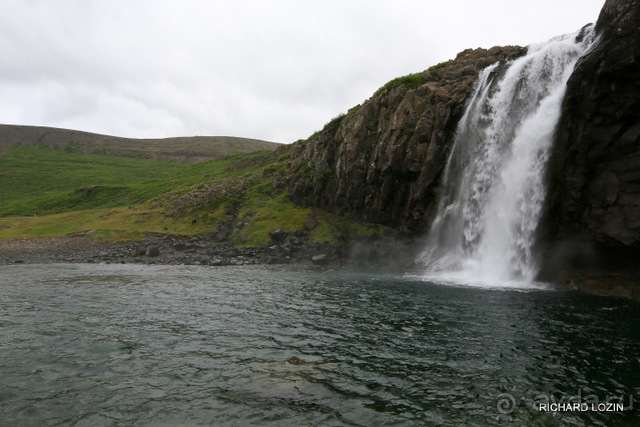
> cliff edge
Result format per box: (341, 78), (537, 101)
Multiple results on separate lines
(287, 46), (525, 230)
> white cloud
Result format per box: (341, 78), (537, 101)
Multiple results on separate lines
(0, 0), (605, 143)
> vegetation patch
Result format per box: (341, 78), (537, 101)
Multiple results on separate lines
(428, 60), (452, 72)
(233, 193), (311, 246)
(0, 137), (396, 246)
(308, 211), (390, 245)
(0, 205), (222, 241)
(159, 175), (256, 214)
(305, 112), (348, 142)
(372, 73), (424, 98)
(0, 145), (189, 216)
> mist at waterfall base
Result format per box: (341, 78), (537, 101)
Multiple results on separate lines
(417, 27), (596, 289)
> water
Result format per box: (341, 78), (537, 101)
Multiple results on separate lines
(419, 27), (597, 283)
(1, 263), (638, 426)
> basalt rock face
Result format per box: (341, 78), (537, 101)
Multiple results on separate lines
(544, 0), (640, 270)
(288, 46), (525, 230)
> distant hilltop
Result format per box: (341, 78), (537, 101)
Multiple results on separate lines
(0, 124), (281, 162)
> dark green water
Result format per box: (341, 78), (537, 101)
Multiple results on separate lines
(0, 264), (638, 426)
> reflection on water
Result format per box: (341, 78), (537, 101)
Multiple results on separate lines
(0, 264), (638, 425)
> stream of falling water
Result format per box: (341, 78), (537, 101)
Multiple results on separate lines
(418, 26), (596, 286)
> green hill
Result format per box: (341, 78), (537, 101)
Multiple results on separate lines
(0, 124), (280, 162)
(0, 127), (386, 246)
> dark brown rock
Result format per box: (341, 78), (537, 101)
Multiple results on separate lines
(145, 245), (160, 257)
(269, 229), (288, 243)
(303, 217), (318, 231)
(544, 0), (640, 255)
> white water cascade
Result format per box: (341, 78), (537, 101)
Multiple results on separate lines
(418, 27), (596, 285)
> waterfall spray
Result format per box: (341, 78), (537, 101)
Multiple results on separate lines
(419, 26), (596, 284)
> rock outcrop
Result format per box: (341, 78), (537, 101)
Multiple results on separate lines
(543, 0), (640, 270)
(284, 0), (640, 279)
(287, 46), (525, 230)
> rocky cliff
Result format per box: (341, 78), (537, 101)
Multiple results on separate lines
(285, 0), (640, 277)
(287, 46), (525, 230)
(544, 0), (640, 271)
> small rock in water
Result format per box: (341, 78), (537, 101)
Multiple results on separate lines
(287, 356), (304, 365)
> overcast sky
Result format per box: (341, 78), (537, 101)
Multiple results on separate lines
(0, 0), (605, 144)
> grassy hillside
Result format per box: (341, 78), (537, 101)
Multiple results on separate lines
(0, 145), (191, 216)
(0, 142), (388, 246)
(0, 124), (280, 161)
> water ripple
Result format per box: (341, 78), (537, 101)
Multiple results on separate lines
(0, 264), (638, 425)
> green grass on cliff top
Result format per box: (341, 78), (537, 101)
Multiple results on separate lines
(372, 72), (424, 98)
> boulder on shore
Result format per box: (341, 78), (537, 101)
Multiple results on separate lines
(145, 245), (160, 257)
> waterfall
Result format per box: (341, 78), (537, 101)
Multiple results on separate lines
(418, 26), (596, 284)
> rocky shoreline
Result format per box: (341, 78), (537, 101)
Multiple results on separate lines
(0, 232), (419, 269)
(2, 233), (639, 303)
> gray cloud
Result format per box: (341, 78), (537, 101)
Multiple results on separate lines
(0, 0), (604, 143)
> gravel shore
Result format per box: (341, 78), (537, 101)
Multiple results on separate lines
(2, 234), (639, 302)
(0, 232), (418, 268)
